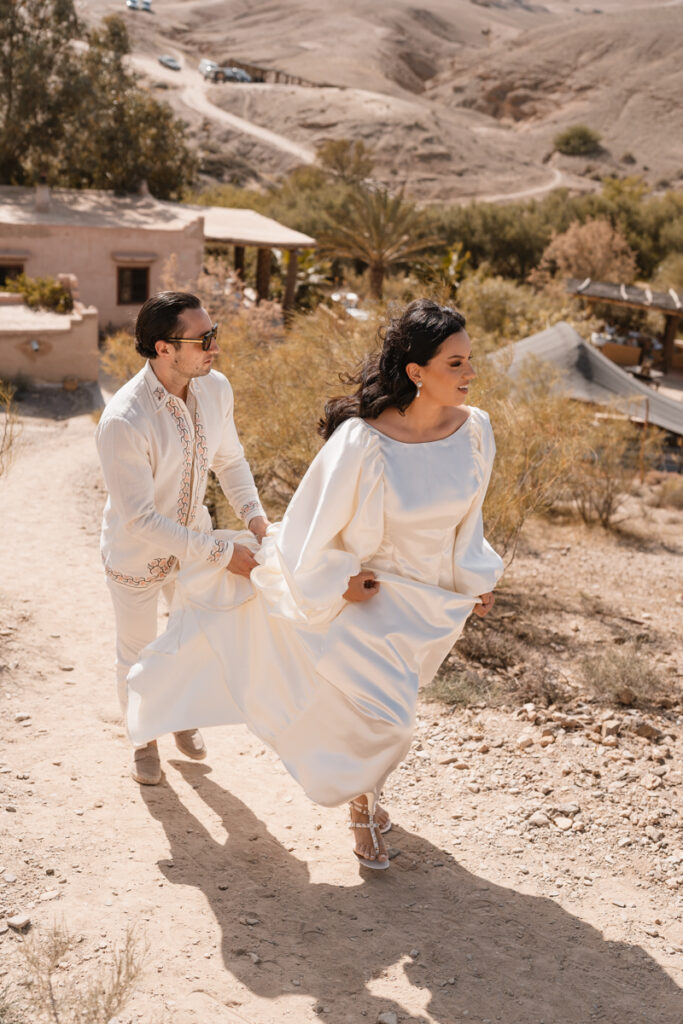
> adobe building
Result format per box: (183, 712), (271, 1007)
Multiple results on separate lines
(0, 185), (316, 332)
(0, 275), (99, 384)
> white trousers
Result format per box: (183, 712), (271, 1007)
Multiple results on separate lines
(106, 574), (177, 728)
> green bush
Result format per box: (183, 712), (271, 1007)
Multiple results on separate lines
(0, 273), (73, 313)
(554, 124), (602, 156)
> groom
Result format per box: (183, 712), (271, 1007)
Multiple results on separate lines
(96, 291), (268, 785)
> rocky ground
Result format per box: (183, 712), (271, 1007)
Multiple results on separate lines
(0, 389), (682, 1023)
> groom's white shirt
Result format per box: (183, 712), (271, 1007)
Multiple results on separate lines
(96, 360), (263, 589)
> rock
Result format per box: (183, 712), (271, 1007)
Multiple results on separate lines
(529, 811), (550, 828)
(517, 735), (534, 750)
(7, 913), (30, 931)
(556, 803), (580, 817)
(5, 806), (17, 813)
(645, 826), (664, 843)
(540, 735), (555, 748)
(477, 743), (490, 754)
(440, 756), (468, 768)
(601, 720), (620, 737)
(601, 736), (618, 748)
(14, 713), (31, 723)
(3, 873), (16, 883)
(571, 821), (586, 832)
(632, 719), (663, 743)
(467, 783), (480, 794)
(40, 889), (60, 902)
(616, 686), (638, 706)
(554, 816), (573, 832)
(409, 949), (419, 959)
(377, 1013), (398, 1024)
(239, 915), (260, 926)
(641, 773), (663, 791)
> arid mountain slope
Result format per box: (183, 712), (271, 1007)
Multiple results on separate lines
(80, 0), (683, 198)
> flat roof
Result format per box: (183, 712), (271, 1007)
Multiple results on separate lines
(0, 187), (317, 248)
(0, 304), (75, 331)
(195, 205), (316, 249)
(0, 186), (198, 231)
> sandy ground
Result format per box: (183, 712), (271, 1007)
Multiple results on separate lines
(1, 390), (683, 1023)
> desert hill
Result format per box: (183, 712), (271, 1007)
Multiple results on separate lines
(80, 0), (683, 199)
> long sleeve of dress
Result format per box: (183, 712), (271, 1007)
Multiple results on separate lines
(210, 380), (265, 525)
(253, 418), (384, 626)
(451, 409), (505, 597)
(97, 416), (235, 569)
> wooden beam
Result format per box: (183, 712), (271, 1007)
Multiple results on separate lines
(282, 248), (299, 318)
(256, 247), (271, 302)
(662, 315), (680, 372)
(234, 245), (245, 279)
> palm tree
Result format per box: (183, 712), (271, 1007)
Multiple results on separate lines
(320, 187), (443, 300)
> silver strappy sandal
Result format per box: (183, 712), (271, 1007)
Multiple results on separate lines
(349, 795), (390, 870)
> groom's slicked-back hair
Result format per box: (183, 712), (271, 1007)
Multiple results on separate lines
(135, 291), (201, 359)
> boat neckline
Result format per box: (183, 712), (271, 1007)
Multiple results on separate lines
(359, 408), (472, 446)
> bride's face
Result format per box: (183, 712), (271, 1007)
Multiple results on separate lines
(408, 330), (475, 408)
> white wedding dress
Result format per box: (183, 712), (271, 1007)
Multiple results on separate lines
(127, 408), (504, 806)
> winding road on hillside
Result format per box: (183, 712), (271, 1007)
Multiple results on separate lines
(132, 55), (316, 165)
(132, 55), (589, 203)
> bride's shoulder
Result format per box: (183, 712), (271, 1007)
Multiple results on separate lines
(326, 416), (382, 458)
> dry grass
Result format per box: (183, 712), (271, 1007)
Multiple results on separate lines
(20, 922), (146, 1024)
(581, 642), (665, 705)
(649, 474), (683, 510)
(0, 380), (18, 478)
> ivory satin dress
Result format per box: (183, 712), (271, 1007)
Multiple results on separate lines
(127, 407), (504, 806)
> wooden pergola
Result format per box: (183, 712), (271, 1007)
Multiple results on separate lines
(195, 206), (317, 311)
(567, 278), (682, 371)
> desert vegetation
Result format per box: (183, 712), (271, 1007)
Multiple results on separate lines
(0, 274), (74, 314)
(0, 2), (194, 197)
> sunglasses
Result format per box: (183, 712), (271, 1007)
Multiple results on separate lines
(166, 323), (219, 351)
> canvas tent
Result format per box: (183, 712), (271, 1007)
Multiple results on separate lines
(501, 322), (683, 437)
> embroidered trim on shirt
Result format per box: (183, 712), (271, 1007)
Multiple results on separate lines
(207, 539), (228, 565)
(166, 397), (193, 523)
(239, 499), (261, 522)
(105, 555), (177, 588)
(188, 410), (209, 525)
(152, 385), (166, 402)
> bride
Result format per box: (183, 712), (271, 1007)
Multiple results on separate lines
(127, 298), (503, 869)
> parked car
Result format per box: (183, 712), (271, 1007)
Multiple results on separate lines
(158, 55), (181, 71)
(198, 59), (252, 83)
(126, 0), (152, 9)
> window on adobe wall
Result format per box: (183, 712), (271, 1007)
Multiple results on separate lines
(117, 266), (149, 305)
(0, 264), (24, 287)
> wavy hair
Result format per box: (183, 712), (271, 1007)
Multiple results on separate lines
(319, 299), (467, 440)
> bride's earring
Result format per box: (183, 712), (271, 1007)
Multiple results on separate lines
(415, 380), (422, 397)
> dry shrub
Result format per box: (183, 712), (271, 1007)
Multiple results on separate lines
(100, 329), (144, 385)
(21, 922), (145, 1024)
(0, 983), (22, 1024)
(529, 218), (637, 288)
(581, 642), (664, 704)
(0, 380), (17, 478)
(470, 357), (590, 555)
(424, 664), (501, 708)
(649, 473), (683, 510)
(563, 414), (662, 527)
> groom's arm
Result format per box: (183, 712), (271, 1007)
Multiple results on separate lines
(210, 378), (268, 536)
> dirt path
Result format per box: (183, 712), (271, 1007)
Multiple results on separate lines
(1, 399), (682, 1023)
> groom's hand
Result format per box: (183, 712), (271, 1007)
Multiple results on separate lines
(227, 543), (258, 578)
(248, 515), (269, 543)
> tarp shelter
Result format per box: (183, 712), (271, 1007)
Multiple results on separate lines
(501, 321), (683, 437)
(566, 277), (682, 371)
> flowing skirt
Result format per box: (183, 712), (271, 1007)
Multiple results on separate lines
(127, 530), (478, 806)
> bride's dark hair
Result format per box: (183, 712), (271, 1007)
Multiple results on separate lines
(319, 298), (467, 440)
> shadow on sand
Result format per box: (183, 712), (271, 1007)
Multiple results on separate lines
(141, 762), (682, 1024)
